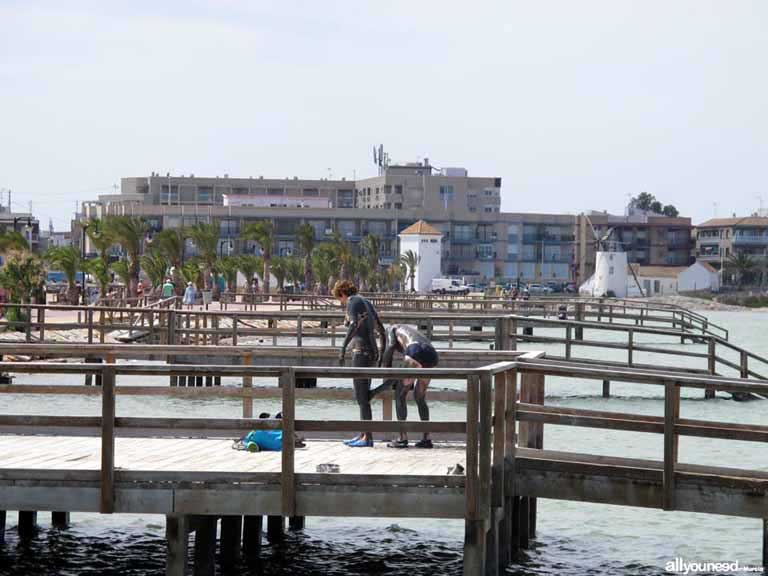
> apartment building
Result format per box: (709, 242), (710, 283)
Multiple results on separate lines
(79, 160), (691, 285)
(574, 211), (694, 284)
(0, 208), (41, 253)
(695, 216), (768, 268)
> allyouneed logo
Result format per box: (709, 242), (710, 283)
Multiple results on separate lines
(665, 558), (764, 574)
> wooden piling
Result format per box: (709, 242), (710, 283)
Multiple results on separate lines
(51, 511), (70, 529)
(602, 380), (610, 398)
(266, 516), (284, 544)
(0, 510), (5, 544)
(165, 514), (189, 576)
(242, 516), (262, 558)
(18, 510), (37, 539)
(705, 338), (716, 399)
(193, 516), (217, 576)
(763, 518), (767, 569)
(101, 365), (116, 513)
(242, 352), (253, 418)
(219, 515), (242, 569)
(502, 369), (518, 565)
(288, 516), (305, 531)
(463, 374), (485, 576)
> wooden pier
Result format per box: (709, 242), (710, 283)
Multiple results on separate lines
(1, 357), (767, 574)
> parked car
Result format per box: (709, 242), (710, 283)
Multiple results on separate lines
(527, 283), (553, 295)
(431, 278), (470, 295)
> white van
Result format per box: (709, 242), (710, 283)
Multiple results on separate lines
(431, 278), (470, 295)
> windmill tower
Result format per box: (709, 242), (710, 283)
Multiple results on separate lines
(581, 214), (641, 298)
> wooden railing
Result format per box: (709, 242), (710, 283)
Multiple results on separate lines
(1, 356), (767, 573)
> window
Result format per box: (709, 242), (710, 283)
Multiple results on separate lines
(302, 188), (319, 197)
(197, 186), (213, 203)
(394, 203), (402, 209)
(337, 190), (354, 208)
(384, 185), (392, 195)
(440, 185), (454, 200)
(267, 188), (283, 196)
(160, 185), (179, 204)
(484, 206), (494, 213)
(219, 219), (238, 237)
(609, 266), (614, 275)
(394, 185), (403, 194)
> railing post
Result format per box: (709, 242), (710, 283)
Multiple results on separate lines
(38, 307), (45, 341)
(740, 350), (749, 379)
(297, 315), (303, 347)
(463, 374), (485, 576)
(281, 368), (296, 519)
(628, 328), (634, 367)
(565, 325), (572, 360)
(231, 314), (238, 346)
(100, 365), (116, 513)
(489, 369), (507, 574)
(242, 352), (253, 418)
(663, 380), (680, 511)
(705, 338), (716, 399)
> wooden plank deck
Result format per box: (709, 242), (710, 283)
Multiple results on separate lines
(0, 435), (467, 476)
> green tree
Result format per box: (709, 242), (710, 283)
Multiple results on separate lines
(270, 256), (288, 292)
(153, 227), (186, 295)
(237, 255), (262, 291)
(0, 251), (45, 305)
(0, 230), (30, 253)
(140, 250), (168, 290)
(330, 231), (353, 280)
(181, 261), (202, 288)
(83, 257), (111, 300)
(285, 256), (304, 291)
(727, 252), (756, 287)
(187, 222), (219, 295)
(361, 234), (381, 290)
(399, 249), (421, 292)
(110, 260), (132, 290)
(241, 221), (274, 295)
(44, 245), (81, 304)
(662, 205), (679, 217)
(217, 256), (240, 292)
(296, 223), (315, 291)
(105, 216), (148, 297)
(83, 219), (114, 265)
(312, 243), (339, 293)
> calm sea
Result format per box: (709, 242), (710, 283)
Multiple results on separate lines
(1, 310), (767, 575)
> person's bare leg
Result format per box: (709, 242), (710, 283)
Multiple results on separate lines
(414, 378), (431, 441)
(395, 378), (414, 442)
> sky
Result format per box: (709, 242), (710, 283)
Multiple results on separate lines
(1, 0), (767, 230)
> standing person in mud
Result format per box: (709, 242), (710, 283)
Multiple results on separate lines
(332, 280), (386, 447)
(370, 324), (439, 449)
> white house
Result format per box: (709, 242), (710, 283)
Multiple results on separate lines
(582, 260), (720, 297)
(398, 220), (443, 292)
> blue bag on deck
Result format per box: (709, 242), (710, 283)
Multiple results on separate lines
(243, 429), (283, 452)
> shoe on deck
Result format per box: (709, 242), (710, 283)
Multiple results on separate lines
(347, 438), (374, 448)
(414, 439), (433, 449)
(387, 439), (409, 449)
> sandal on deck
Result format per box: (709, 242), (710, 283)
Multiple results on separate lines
(387, 439), (409, 449)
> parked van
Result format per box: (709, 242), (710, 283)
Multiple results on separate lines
(431, 278), (470, 295)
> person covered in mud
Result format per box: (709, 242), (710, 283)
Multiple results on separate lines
(370, 324), (439, 449)
(332, 280), (386, 447)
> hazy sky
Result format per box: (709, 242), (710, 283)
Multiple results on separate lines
(2, 0), (767, 229)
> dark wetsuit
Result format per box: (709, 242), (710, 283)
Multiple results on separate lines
(372, 325), (439, 422)
(340, 295), (385, 425)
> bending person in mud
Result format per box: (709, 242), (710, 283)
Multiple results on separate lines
(370, 324), (439, 449)
(333, 280), (386, 448)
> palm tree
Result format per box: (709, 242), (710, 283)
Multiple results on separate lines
(285, 256), (304, 291)
(105, 216), (148, 297)
(237, 255), (262, 291)
(44, 246), (81, 304)
(140, 250), (168, 291)
(83, 219), (113, 265)
(0, 251), (45, 305)
(727, 253), (756, 287)
(296, 223), (315, 291)
(330, 231), (353, 280)
(181, 261), (202, 288)
(400, 250), (421, 292)
(241, 221), (274, 295)
(153, 227), (186, 295)
(84, 257), (111, 301)
(361, 234), (381, 287)
(0, 230), (30, 254)
(217, 256), (240, 292)
(187, 222), (219, 295)
(270, 256), (289, 292)
(355, 256), (371, 291)
(110, 260), (132, 291)
(312, 243), (339, 293)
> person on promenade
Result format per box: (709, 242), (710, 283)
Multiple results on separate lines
(182, 281), (196, 308)
(162, 277), (175, 299)
(332, 280), (386, 448)
(369, 324), (439, 449)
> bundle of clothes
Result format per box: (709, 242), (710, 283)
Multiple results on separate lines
(232, 412), (306, 452)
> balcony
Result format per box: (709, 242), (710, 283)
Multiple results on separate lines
(733, 236), (768, 246)
(451, 235), (474, 244)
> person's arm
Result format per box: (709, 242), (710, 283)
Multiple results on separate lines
(339, 298), (360, 364)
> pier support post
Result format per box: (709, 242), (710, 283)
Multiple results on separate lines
(763, 519), (767, 570)
(242, 516), (262, 558)
(705, 338), (716, 399)
(165, 514), (189, 576)
(518, 372), (544, 546)
(220, 515), (242, 569)
(288, 516), (305, 531)
(18, 510), (38, 539)
(0, 510), (5, 544)
(266, 516), (284, 544)
(51, 511), (70, 529)
(602, 380), (610, 398)
(193, 516), (217, 576)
